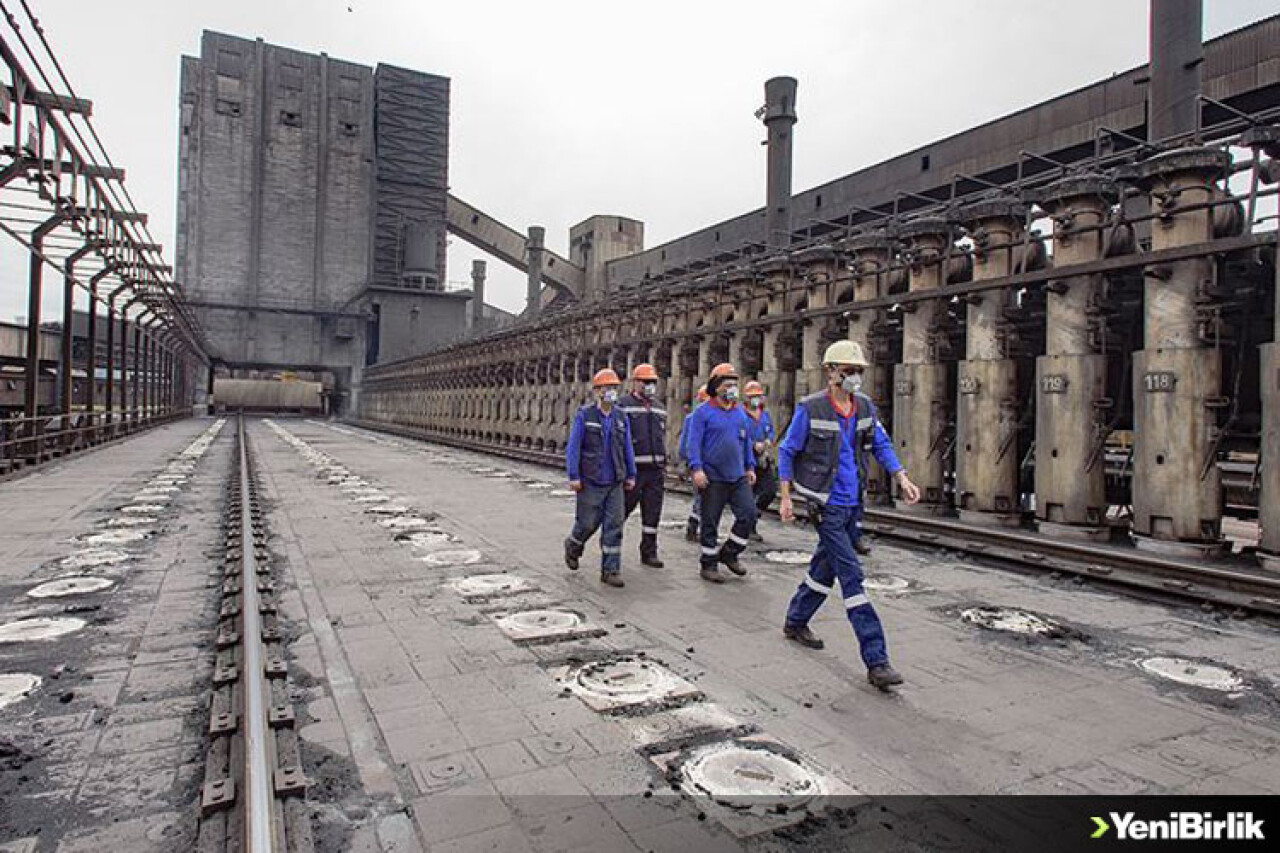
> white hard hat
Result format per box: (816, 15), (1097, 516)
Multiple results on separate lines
(822, 340), (870, 368)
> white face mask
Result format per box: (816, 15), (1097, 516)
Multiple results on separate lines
(642, 382), (658, 398)
(722, 385), (740, 403)
(748, 396), (764, 408)
(601, 388), (619, 404)
(840, 371), (864, 394)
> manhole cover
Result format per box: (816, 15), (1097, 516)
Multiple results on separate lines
(28, 578), (114, 598)
(0, 673), (41, 710)
(80, 529), (149, 546)
(421, 549), (484, 567)
(59, 549), (129, 570)
(960, 606), (1065, 637)
(679, 741), (825, 809)
(763, 551), (811, 565)
(494, 609), (598, 644)
(562, 658), (701, 712)
(396, 531), (456, 549)
(122, 503), (167, 514)
(1137, 657), (1245, 692)
(106, 516), (156, 527)
(0, 617), (88, 643)
(365, 504), (413, 515)
(378, 516), (436, 531)
(452, 574), (533, 598)
(863, 575), (910, 593)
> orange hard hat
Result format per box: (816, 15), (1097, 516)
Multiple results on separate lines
(592, 368), (622, 387)
(696, 384), (710, 403)
(744, 381), (765, 396)
(632, 363), (659, 382)
(710, 362), (738, 380)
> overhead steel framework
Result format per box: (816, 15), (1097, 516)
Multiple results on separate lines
(0, 1), (207, 473)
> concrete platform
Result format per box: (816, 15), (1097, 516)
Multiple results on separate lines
(4, 416), (1280, 852)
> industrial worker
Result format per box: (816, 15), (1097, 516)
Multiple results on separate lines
(564, 368), (637, 588)
(743, 381), (777, 541)
(620, 363), (667, 568)
(685, 363), (757, 583)
(777, 340), (922, 690)
(680, 384), (710, 541)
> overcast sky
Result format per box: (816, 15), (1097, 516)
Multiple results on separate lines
(0, 0), (1275, 322)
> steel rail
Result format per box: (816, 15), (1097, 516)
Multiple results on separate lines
(236, 413), (275, 852)
(341, 417), (1280, 619)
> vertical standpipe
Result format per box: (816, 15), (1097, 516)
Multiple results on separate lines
(526, 226), (546, 316)
(763, 77), (797, 248)
(471, 259), (487, 327)
(1148, 0), (1203, 143)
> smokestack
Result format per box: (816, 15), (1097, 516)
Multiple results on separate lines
(762, 77), (798, 248)
(526, 226), (545, 316)
(1148, 0), (1203, 143)
(470, 259), (486, 328)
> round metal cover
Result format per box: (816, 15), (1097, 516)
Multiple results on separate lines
(379, 516), (437, 532)
(1137, 657), (1245, 692)
(59, 549), (129, 570)
(496, 610), (582, 632)
(961, 606), (1063, 636)
(863, 575), (910, 593)
(28, 577), (114, 598)
(421, 549), (484, 567)
(80, 529), (149, 546)
(0, 673), (41, 710)
(573, 660), (682, 702)
(452, 574), (532, 597)
(0, 616), (87, 643)
(365, 504), (413, 515)
(763, 551), (812, 565)
(122, 503), (168, 514)
(107, 516), (156, 527)
(680, 741), (824, 810)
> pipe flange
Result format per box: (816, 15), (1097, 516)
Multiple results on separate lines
(894, 216), (951, 242)
(754, 255), (792, 276)
(790, 245), (837, 267)
(1127, 147), (1231, 186)
(839, 230), (894, 255)
(956, 199), (1027, 227)
(723, 265), (756, 285)
(1035, 173), (1118, 210)
(1239, 124), (1280, 158)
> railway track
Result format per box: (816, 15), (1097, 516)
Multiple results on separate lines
(343, 417), (1280, 619)
(197, 414), (313, 853)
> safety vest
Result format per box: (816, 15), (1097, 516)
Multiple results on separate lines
(619, 393), (667, 468)
(790, 391), (876, 506)
(578, 404), (629, 485)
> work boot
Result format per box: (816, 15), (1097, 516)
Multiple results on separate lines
(600, 573), (625, 588)
(783, 624), (825, 650)
(699, 566), (726, 584)
(563, 539), (579, 571)
(719, 553), (747, 576)
(748, 530), (764, 543)
(867, 664), (904, 691)
(854, 538), (872, 557)
(641, 554), (665, 568)
(685, 522), (699, 542)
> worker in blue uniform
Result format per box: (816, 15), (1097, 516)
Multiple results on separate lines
(685, 362), (757, 584)
(777, 340), (922, 690)
(564, 368), (637, 588)
(619, 363), (667, 567)
(743, 380), (776, 541)
(680, 384), (710, 541)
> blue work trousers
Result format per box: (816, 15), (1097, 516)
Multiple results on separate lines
(784, 504), (889, 668)
(699, 477), (757, 568)
(566, 483), (625, 574)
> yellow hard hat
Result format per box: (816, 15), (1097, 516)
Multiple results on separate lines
(822, 340), (870, 368)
